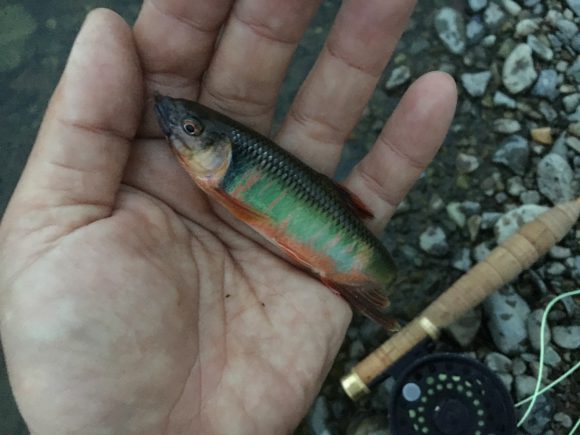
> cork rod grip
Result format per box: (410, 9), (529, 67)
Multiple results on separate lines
(342, 199), (580, 400)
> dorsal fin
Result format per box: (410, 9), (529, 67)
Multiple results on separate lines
(333, 182), (375, 219)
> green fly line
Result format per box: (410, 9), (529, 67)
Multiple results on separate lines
(515, 288), (580, 434)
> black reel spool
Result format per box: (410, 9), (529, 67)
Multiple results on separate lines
(389, 353), (516, 435)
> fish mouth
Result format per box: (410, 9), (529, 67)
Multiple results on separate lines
(153, 94), (175, 137)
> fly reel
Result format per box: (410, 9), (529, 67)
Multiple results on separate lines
(389, 353), (516, 435)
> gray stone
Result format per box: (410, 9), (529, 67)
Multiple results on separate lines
(511, 358), (526, 375)
(473, 242), (492, 262)
(419, 226), (449, 256)
(447, 202), (466, 227)
(569, 56), (580, 83)
(527, 34), (553, 61)
(493, 135), (529, 175)
(502, 0), (522, 15)
(520, 190), (541, 204)
(497, 373), (514, 391)
(527, 309), (550, 351)
(549, 246), (572, 259)
(461, 71), (492, 97)
(556, 19), (579, 41)
(521, 394), (554, 435)
(308, 396), (333, 435)
(483, 287), (531, 355)
(466, 18), (486, 44)
(484, 352), (513, 373)
(532, 69), (560, 101)
(481, 212), (502, 229)
(451, 248), (472, 272)
(552, 325), (580, 349)
(447, 307), (481, 346)
(515, 375), (537, 401)
(544, 345), (562, 367)
(467, 215), (481, 241)
(493, 118), (521, 133)
(566, 0), (580, 17)
(503, 44), (537, 94)
(546, 262), (566, 275)
(461, 201), (481, 216)
(515, 18), (540, 37)
(493, 91), (517, 108)
(567, 136), (580, 152)
(346, 415), (390, 435)
(507, 175), (525, 196)
(537, 153), (575, 204)
(457, 152), (480, 173)
(554, 412), (573, 429)
(482, 34), (497, 47)
(539, 100), (558, 122)
(494, 204), (549, 243)
(435, 7), (466, 55)
(469, 0), (488, 12)
(484, 2), (507, 29)
(385, 65), (411, 90)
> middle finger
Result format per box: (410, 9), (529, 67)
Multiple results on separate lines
(198, 0), (322, 133)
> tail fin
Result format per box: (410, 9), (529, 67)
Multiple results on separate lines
(322, 279), (400, 332)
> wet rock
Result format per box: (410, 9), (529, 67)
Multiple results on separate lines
(493, 135), (529, 175)
(543, 345), (562, 367)
(531, 69), (560, 101)
(461, 201), (481, 216)
(469, 0), (488, 13)
(521, 394), (554, 435)
(549, 246), (572, 259)
(497, 373), (514, 391)
(515, 18), (540, 37)
(494, 204), (549, 243)
(556, 19), (578, 41)
(519, 190), (541, 204)
(461, 71), (492, 97)
(569, 56), (580, 83)
(511, 358), (526, 375)
(419, 226), (449, 256)
(502, 0), (522, 15)
(309, 396), (333, 435)
(507, 175), (525, 196)
(467, 215), (481, 241)
(473, 242), (492, 261)
(483, 286), (531, 355)
(503, 44), (537, 94)
(527, 309), (550, 352)
(526, 35), (553, 61)
(552, 325), (580, 349)
(493, 91), (517, 108)
(346, 415), (390, 435)
(385, 65), (411, 90)
(435, 7), (466, 55)
(456, 152), (480, 173)
(546, 262), (566, 275)
(537, 153), (575, 204)
(563, 94), (580, 113)
(480, 212), (502, 229)
(484, 352), (512, 373)
(566, 135), (580, 152)
(447, 202), (466, 227)
(493, 118), (521, 133)
(447, 307), (481, 347)
(539, 101), (558, 123)
(566, 0), (580, 17)
(531, 127), (553, 145)
(554, 412), (573, 429)
(466, 18), (486, 44)
(515, 375), (537, 401)
(484, 2), (507, 29)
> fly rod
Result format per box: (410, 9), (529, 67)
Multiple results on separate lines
(341, 198), (580, 400)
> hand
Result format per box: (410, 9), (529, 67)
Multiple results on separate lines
(0, 2), (456, 434)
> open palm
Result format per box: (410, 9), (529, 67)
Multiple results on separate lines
(0, 2), (456, 434)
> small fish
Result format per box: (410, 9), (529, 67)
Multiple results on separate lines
(154, 95), (398, 329)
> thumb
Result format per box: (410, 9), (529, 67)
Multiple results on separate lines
(3, 9), (143, 236)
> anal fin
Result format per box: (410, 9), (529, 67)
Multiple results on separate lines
(322, 278), (400, 332)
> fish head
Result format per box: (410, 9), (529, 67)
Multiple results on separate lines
(154, 95), (232, 181)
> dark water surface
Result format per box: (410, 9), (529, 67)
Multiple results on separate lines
(0, 1), (447, 433)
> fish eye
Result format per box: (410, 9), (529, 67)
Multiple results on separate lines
(182, 118), (204, 136)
